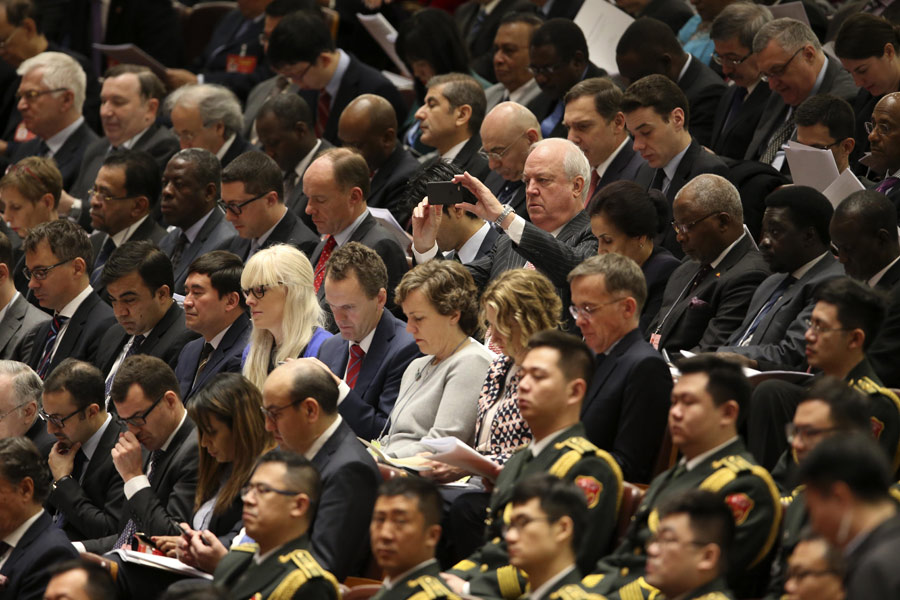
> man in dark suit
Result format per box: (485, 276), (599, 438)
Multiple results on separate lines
(527, 19), (607, 140)
(304, 148), (409, 312)
(624, 75), (730, 257)
(569, 254), (672, 484)
(166, 84), (253, 169)
(647, 174), (770, 353)
(85, 151), (168, 301)
(22, 220), (116, 378)
(267, 10), (406, 147)
(413, 138), (596, 333)
(222, 151), (318, 260)
(856, 93), (900, 212)
(255, 93), (330, 228)
(42, 359), (125, 540)
(480, 101), (543, 221)
(0, 437), (78, 600)
(164, 1), (273, 103)
(262, 359), (381, 581)
(414, 73), (491, 183)
(707, 3), (773, 161)
(455, 0), (536, 82)
(96, 242), (198, 395)
(0, 232), (48, 359)
(718, 186), (844, 371)
(317, 243), (418, 441)
(564, 78), (645, 208)
(745, 18), (858, 167)
(10, 52), (98, 191)
(484, 13), (544, 112)
(799, 434), (900, 599)
(69, 65), (179, 219)
(157, 149), (238, 293)
(81, 355), (198, 553)
(176, 251), (250, 402)
(616, 18), (727, 148)
(0, 361), (54, 458)
(338, 94), (421, 226)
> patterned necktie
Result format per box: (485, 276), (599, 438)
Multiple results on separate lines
(38, 139), (51, 158)
(315, 90), (332, 138)
(346, 344), (365, 388)
(760, 112), (795, 165)
(115, 448), (165, 549)
(540, 100), (565, 138)
(54, 449), (87, 528)
(737, 275), (796, 346)
(586, 170), (601, 208)
(313, 236), (337, 292)
(466, 8), (487, 45)
(169, 233), (189, 272)
(105, 335), (146, 397)
(876, 176), (900, 194)
(90, 237), (116, 287)
(37, 315), (69, 379)
(191, 342), (215, 393)
(689, 264), (713, 294)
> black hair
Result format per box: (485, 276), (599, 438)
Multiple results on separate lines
(530, 17), (589, 62)
(267, 10), (335, 69)
(43, 359), (105, 412)
(812, 277), (887, 351)
(103, 150), (163, 209)
(510, 473), (588, 551)
(798, 432), (892, 502)
(658, 489), (735, 573)
(589, 180), (668, 237)
(255, 449), (322, 516)
(187, 250), (245, 309)
(835, 12), (900, 60)
(221, 151), (285, 201)
(525, 330), (594, 391)
(800, 376), (871, 433)
(674, 355), (750, 413)
(378, 476), (443, 527)
(395, 8), (470, 103)
(621, 74), (691, 128)
(763, 185), (834, 245)
(100, 240), (174, 297)
(795, 94), (855, 145)
(0, 437), (51, 503)
(47, 559), (117, 600)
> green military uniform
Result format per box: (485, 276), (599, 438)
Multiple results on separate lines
(847, 359), (900, 475)
(214, 535), (339, 600)
(371, 559), (460, 600)
(764, 483), (806, 600)
(588, 438), (781, 599)
(449, 424), (623, 600)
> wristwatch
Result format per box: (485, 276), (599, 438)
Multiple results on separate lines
(51, 474), (72, 491)
(494, 204), (514, 228)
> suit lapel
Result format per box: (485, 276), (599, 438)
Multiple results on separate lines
(194, 313), (250, 392)
(0, 512), (51, 576)
(0, 295), (25, 352)
(54, 293), (98, 367)
(582, 330), (639, 415)
(354, 312), (395, 391)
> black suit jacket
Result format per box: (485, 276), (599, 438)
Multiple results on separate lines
(175, 312), (251, 402)
(308, 420), (381, 581)
(467, 211), (596, 332)
(431, 135), (491, 184)
(89, 218), (168, 302)
(844, 513), (900, 599)
(25, 418), (55, 460)
(582, 328), (672, 484)
(220, 134), (254, 168)
(95, 302), (198, 376)
(869, 258), (900, 387)
(677, 56), (727, 148)
(709, 83), (771, 160)
(647, 233), (771, 352)
(190, 10), (272, 102)
(527, 63), (607, 140)
(455, 0), (537, 82)
(158, 208), (238, 293)
(228, 208), (319, 261)
(299, 54), (406, 146)
(46, 419), (127, 540)
(368, 144), (421, 225)
(0, 293), (49, 359)
(0, 511), (79, 600)
(24, 290), (116, 375)
(11, 121), (99, 191)
(317, 310), (420, 440)
(82, 417), (200, 553)
(718, 253), (844, 370)
(590, 141), (647, 208)
(641, 246), (681, 335)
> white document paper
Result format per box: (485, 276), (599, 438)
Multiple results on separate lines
(358, 437), (431, 472)
(420, 437), (502, 482)
(368, 207), (413, 254)
(785, 141), (841, 192)
(108, 549), (214, 580)
(822, 168), (865, 208)
(574, 1), (634, 76)
(356, 13), (412, 78)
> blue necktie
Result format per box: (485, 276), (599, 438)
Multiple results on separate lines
(737, 275), (796, 346)
(540, 101), (565, 138)
(37, 315), (69, 379)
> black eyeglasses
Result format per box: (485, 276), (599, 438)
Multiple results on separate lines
(259, 399), (302, 421)
(240, 481), (301, 498)
(760, 47), (803, 81)
(23, 258), (72, 281)
(39, 406), (85, 428)
(802, 141), (841, 151)
(711, 50), (753, 68)
(804, 318), (849, 336)
(529, 61), (566, 77)
(671, 212), (720, 235)
(114, 393), (166, 427)
(89, 187), (137, 204)
(785, 423), (838, 443)
(15, 87), (68, 103)
(242, 283), (284, 300)
(479, 131), (528, 161)
(218, 191), (268, 216)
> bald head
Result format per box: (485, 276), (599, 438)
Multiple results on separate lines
(480, 102), (543, 181)
(868, 92), (900, 173)
(338, 94), (399, 170)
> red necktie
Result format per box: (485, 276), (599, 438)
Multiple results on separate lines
(346, 344), (365, 388)
(586, 170), (600, 208)
(314, 236), (337, 292)
(316, 90), (331, 138)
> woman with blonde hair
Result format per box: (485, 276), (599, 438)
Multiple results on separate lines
(241, 244), (330, 390)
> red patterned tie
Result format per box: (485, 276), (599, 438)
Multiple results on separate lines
(586, 170), (600, 208)
(346, 344), (365, 388)
(315, 90), (332, 138)
(314, 236), (337, 292)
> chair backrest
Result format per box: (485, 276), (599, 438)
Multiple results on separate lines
(181, 1), (239, 66)
(615, 482), (646, 545)
(378, 463), (407, 481)
(343, 584), (382, 600)
(651, 426), (678, 479)
(321, 7), (340, 40)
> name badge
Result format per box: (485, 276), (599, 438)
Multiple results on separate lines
(226, 54), (257, 74)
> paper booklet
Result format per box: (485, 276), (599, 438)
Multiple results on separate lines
(108, 549), (213, 580)
(358, 437), (432, 473)
(93, 43), (167, 81)
(420, 437), (502, 482)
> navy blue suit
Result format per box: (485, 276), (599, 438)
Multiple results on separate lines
(0, 511), (78, 600)
(368, 144), (421, 226)
(227, 208), (319, 261)
(175, 312), (251, 402)
(309, 420), (381, 581)
(317, 310), (420, 440)
(581, 328), (673, 483)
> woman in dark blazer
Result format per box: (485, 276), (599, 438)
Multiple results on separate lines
(589, 181), (681, 335)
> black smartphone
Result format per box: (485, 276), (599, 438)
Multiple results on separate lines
(426, 181), (464, 206)
(134, 532), (159, 550)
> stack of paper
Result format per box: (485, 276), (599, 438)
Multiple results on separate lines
(420, 437), (502, 482)
(785, 141), (840, 192)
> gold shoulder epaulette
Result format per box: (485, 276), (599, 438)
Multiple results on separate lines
(555, 437), (600, 455)
(581, 574), (606, 588)
(233, 543), (259, 553)
(405, 575), (461, 600)
(711, 455), (754, 474)
(693, 593), (732, 600)
(497, 564), (526, 599)
(615, 576), (660, 600)
(452, 559), (478, 572)
(550, 583), (609, 600)
(268, 549), (340, 600)
(699, 468), (737, 493)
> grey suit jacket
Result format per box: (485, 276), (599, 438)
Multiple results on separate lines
(718, 253), (844, 370)
(484, 79), (541, 112)
(744, 57), (858, 161)
(242, 75), (299, 141)
(158, 208), (238, 293)
(0, 293), (50, 359)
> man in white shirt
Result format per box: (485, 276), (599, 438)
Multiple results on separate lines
(485, 13), (543, 111)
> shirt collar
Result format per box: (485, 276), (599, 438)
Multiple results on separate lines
(183, 208), (216, 243)
(59, 285), (95, 319)
(80, 413), (112, 460)
(530, 565), (577, 600)
(255, 207), (287, 248)
(662, 140), (692, 183)
(710, 230), (746, 270)
(382, 559), (438, 589)
(119, 123), (152, 150)
(456, 222), (491, 264)
(160, 411), (188, 453)
(791, 251), (829, 280)
(595, 137), (630, 177)
(530, 427), (571, 457)
(305, 415), (343, 461)
(677, 54), (692, 83)
(353, 320), (379, 353)
(110, 214), (150, 246)
(324, 49), (350, 100)
(207, 319), (233, 347)
(869, 253), (900, 287)
(294, 139), (323, 181)
(808, 56), (829, 101)
(216, 133), (237, 162)
(442, 138), (469, 162)
(45, 117), (84, 155)
(333, 209), (370, 246)
(2, 509), (44, 549)
(509, 78), (539, 104)
(682, 436), (739, 471)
